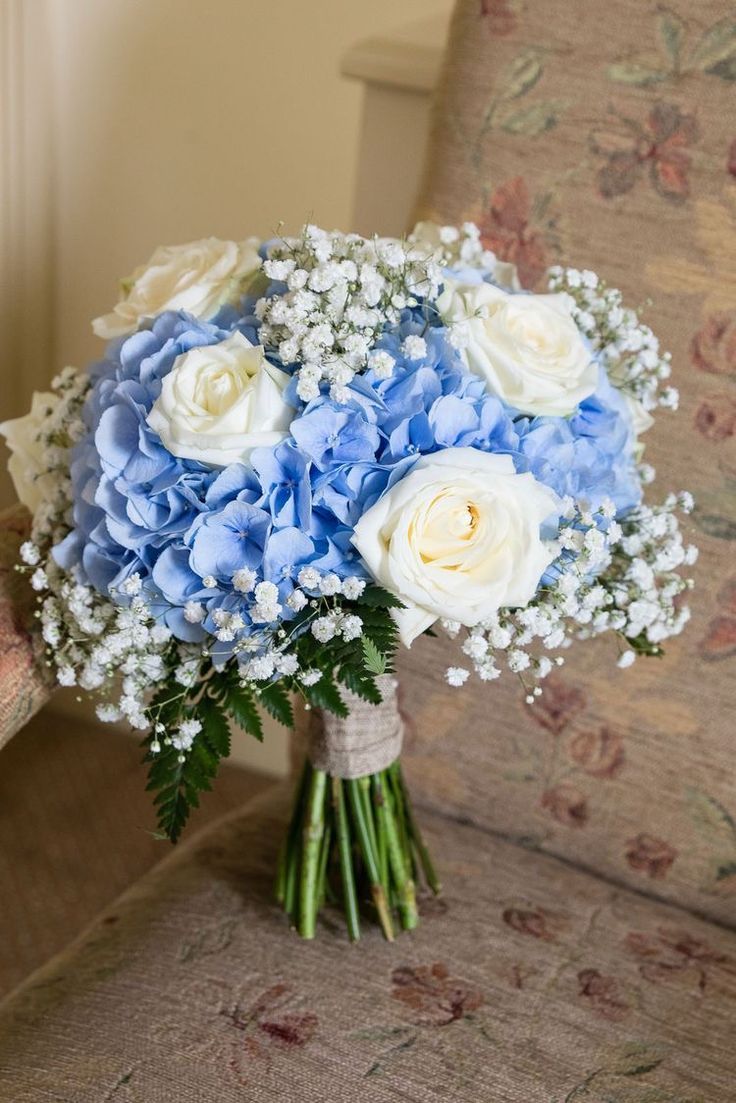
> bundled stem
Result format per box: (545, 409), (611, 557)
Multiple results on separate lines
(278, 757), (439, 941)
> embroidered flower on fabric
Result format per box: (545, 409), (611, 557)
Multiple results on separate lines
(477, 177), (554, 289)
(625, 833), (678, 878)
(590, 102), (698, 203)
(391, 963), (483, 1026)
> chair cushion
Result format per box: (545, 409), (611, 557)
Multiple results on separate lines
(0, 505), (53, 750)
(404, 0), (736, 927)
(1, 787), (734, 1102)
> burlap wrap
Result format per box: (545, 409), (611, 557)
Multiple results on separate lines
(300, 674), (404, 779)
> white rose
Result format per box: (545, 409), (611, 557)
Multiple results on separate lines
(437, 278), (598, 417)
(351, 447), (560, 646)
(623, 393), (654, 438)
(0, 391), (59, 514)
(93, 237), (261, 339)
(147, 332), (292, 467)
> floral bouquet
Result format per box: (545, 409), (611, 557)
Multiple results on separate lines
(1, 223), (696, 943)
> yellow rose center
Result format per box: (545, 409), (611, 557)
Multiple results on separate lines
(414, 491), (483, 568)
(194, 366), (247, 415)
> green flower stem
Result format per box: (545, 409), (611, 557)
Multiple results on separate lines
(283, 840), (300, 921)
(388, 765), (414, 879)
(377, 770), (418, 931)
(276, 760), (308, 907)
(298, 766), (328, 939)
(358, 776), (379, 864)
(332, 777), (360, 942)
(316, 816), (332, 910)
(371, 775), (390, 890)
(278, 757), (438, 941)
(345, 778), (394, 942)
(393, 762), (441, 895)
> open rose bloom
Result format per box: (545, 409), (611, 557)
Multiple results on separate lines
(1, 224), (696, 942)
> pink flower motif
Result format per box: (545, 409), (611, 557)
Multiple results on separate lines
(591, 102), (698, 203)
(502, 906), (555, 941)
(625, 833), (678, 879)
(478, 177), (551, 289)
(626, 927), (736, 993)
(391, 963), (484, 1026)
(577, 969), (631, 1021)
(527, 675), (586, 736)
(694, 394), (736, 441)
(691, 312), (736, 376)
(480, 0), (517, 36)
(567, 726), (626, 778)
(541, 783), (589, 828)
(699, 579), (736, 661)
(699, 615), (736, 661)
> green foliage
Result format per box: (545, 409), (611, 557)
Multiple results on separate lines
(198, 694), (230, 757)
(141, 585), (403, 843)
(356, 585), (404, 609)
(362, 636), (387, 676)
(223, 680), (264, 742)
(145, 717), (221, 844)
(303, 671), (349, 717)
(258, 681), (294, 728)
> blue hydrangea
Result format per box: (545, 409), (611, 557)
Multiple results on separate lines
(516, 369), (641, 512)
(54, 304), (642, 647)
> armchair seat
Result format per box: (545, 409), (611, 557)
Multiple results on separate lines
(1, 787), (733, 1102)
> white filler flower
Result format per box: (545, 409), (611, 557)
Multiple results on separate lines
(351, 447), (561, 646)
(437, 278), (598, 417)
(147, 332), (292, 467)
(93, 237), (261, 339)
(0, 391), (59, 514)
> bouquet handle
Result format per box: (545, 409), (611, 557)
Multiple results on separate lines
(277, 678), (440, 941)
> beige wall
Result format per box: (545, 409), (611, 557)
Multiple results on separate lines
(47, 0), (447, 376)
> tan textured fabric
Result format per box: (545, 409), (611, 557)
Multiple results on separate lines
(305, 674), (403, 777)
(402, 0), (736, 927)
(0, 707), (272, 998)
(0, 505), (53, 748)
(1, 787), (735, 1101)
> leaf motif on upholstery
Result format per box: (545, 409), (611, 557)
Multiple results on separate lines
(607, 8), (736, 87)
(466, 47), (567, 183)
(562, 1042), (669, 1103)
(684, 788), (736, 894)
(686, 788), (736, 841)
(501, 100), (567, 136)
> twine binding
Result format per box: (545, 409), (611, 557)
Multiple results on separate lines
(302, 674), (404, 779)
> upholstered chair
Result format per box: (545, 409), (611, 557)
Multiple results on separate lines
(1, 3), (734, 1098)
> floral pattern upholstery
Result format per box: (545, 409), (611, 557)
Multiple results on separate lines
(1, 785), (736, 1102)
(1, 4), (735, 1098)
(409, 0), (736, 927)
(0, 506), (53, 749)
